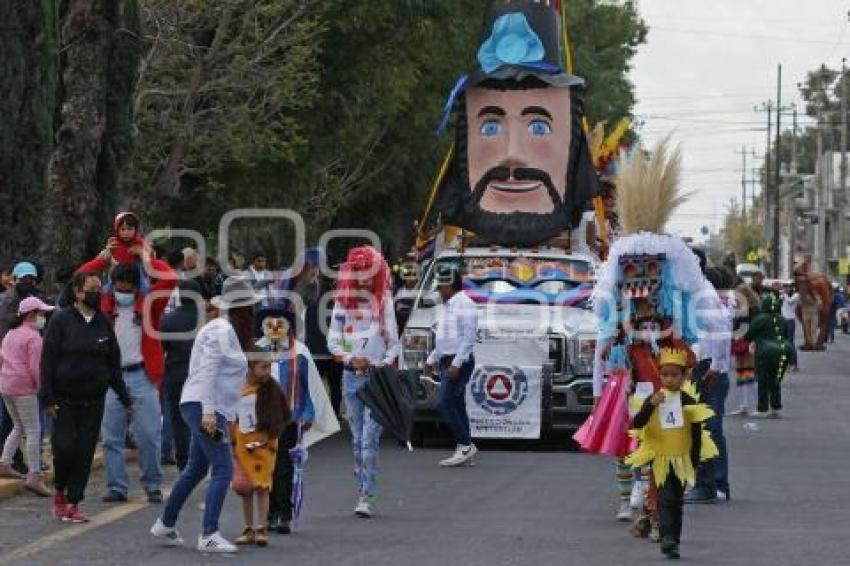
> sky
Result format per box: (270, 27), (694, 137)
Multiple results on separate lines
(629, 0), (850, 240)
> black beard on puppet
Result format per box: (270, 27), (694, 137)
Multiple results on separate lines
(435, 80), (599, 247)
(463, 166), (569, 246)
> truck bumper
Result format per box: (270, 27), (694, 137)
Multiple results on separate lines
(409, 369), (593, 434)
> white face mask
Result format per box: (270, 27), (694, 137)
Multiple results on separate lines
(115, 291), (136, 307)
(34, 315), (47, 331)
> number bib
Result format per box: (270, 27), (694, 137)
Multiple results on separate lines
(237, 394), (258, 434)
(659, 392), (684, 429)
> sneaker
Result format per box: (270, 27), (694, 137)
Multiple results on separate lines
(768, 410), (782, 419)
(660, 536), (680, 559)
(269, 517), (291, 535)
(150, 518), (184, 547)
(0, 462), (23, 479)
(727, 408), (748, 417)
(197, 532), (237, 554)
(234, 527), (255, 546)
(354, 496), (373, 518)
(440, 444), (478, 467)
(254, 528), (268, 548)
(146, 490), (164, 504)
(63, 504), (90, 523)
(616, 500), (633, 522)
(716, 488), (731, 501)
(53, 490), (69, 520)
(102, 490), (128, 503)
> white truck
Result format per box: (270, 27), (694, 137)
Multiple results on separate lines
(399, 246), (599, 441)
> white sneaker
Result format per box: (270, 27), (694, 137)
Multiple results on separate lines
(197, 532), (237, 554)
(616, 500), (633, 522)
(749, 411), (771, 419)
(150, 518), (184, 547)
(354, 496), (373, 518)
(727, 408), (748, 416)
(440, 444), (478, 467)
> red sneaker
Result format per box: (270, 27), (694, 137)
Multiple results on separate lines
(53, 491), (68, 520)
(63, 504), (89, 523)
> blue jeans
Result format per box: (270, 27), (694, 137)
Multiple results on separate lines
(161, 402), (233, 536)
(343, 371), (383, 498)
(694, 367), (730, 494)
(102, 368), (162, 495)
(438, 358), (474, 446)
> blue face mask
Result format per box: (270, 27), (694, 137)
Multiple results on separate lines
(115, 291), (136, 307)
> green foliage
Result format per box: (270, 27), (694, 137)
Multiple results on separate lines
(721, 200), (766, 260)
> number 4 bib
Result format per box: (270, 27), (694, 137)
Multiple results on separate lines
(659, 391), (684, 429)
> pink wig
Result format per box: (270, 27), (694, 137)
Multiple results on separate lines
(335, 246), (391, 317)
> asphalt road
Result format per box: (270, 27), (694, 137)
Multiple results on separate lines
(1, 335), (849, 566)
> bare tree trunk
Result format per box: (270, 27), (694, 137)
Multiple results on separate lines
(40, 0), (113, 275)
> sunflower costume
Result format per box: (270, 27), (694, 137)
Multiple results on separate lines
(625, 347), (718, 557)
(626, 378), (719, 488)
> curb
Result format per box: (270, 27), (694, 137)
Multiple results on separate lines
(0, 450), (138, 503)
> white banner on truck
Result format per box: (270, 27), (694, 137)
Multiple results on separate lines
(466, 338), (547, 439)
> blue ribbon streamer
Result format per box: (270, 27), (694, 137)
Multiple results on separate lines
(436, 74), (468, 136)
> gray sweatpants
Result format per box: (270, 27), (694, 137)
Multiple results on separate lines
(1, 395), (41, 472)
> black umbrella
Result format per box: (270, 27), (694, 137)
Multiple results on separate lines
(356, 365), (416, 451)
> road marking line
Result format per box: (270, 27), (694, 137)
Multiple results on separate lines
(0, 497), (155, 565)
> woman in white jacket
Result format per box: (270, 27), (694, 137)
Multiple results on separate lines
(327, 246), (399, 519)
(151, 277), (261, 554)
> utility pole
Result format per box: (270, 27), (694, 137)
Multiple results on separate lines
(841, 57), (848, 273)
(791, 103), (799, 174)
(735, 146), (758, 218)
(754, 100), (774, 246)
(773, 63), (782, 277)
(816, 104), (827, 272)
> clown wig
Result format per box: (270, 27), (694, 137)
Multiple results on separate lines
(335, 246), (392, 317)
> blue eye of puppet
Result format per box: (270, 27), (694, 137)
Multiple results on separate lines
(480, 120), (502, 137)
(529, 119), (552, 136)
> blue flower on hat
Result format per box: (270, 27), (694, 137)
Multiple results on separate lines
(477, 12), (546, 74)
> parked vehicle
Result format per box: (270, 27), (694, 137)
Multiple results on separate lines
(400, 246), (599, 440)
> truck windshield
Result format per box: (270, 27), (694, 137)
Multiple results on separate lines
(423, 256), (594, 308)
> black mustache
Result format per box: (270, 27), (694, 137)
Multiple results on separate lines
(471, 167), (562, 206)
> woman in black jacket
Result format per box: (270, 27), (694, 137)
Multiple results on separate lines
(40, 272), (132, 523)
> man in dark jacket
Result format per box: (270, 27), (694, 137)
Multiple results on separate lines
(159, 280), (202, 470)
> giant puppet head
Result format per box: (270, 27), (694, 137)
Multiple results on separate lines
(436, 0), (599, 246)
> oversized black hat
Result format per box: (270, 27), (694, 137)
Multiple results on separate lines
(437, 0), (583, 134)
(470, 0), (584, 88)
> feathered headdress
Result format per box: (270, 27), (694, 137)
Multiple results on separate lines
(592, 137), (728, 346)
(615, 137), (691, 236)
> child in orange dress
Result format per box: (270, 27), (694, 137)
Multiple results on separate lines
(231, 354), (290, 547)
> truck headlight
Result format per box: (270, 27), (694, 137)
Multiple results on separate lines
(571, 338), (596, 375)
(402, 329), (432, 370)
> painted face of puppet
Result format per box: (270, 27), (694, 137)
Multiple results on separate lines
(466, 86), (572, 215)
(263, 316), (289, 343)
